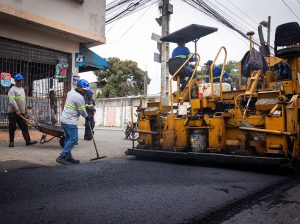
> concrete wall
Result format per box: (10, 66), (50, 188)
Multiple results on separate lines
(0, 0), (106, 45)
(78, 95), (160, 128)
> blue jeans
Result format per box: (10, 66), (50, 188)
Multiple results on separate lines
(60, 122), (78, 158)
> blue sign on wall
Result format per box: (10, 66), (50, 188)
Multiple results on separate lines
(75, 53), (85, 67)
(1, 72), (12, 87)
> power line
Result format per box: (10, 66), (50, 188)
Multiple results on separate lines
(225, 0), (258, 25)
(211, 0), (263, 45)
(207, 0), (261, 44)
(106, 1), (141, 24)
(281, 0), (300, 21)
(183, 0), (261, 47)
(105, 0), (157, 24)
(107, 2), (156, 44)
(206, 0), (250, 32)
(297, 0), (300, 6)
(214, 0), (257, 31)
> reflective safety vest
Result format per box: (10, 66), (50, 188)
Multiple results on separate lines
(8, 96), (26, 100)
(60, 89), (88, 125)
(65, 102), (86, 111)
(84, 96), (96, 115)
(7, 86), (26, 113)
(175, 55), (188, 59)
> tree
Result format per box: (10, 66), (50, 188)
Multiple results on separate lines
(94, 57), (151, 98)
(223, 60), (239, 89)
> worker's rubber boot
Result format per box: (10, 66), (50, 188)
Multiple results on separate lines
(8, 128), (15, 147)
(56, 155), (68, 165)
(22, 131), (38, 146)
(66, 155), (80, 164)
(8, 142), (14, 147)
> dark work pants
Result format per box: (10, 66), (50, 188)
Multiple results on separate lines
(8, 112), (29, 142)
(180, 65), (194, 91)
(84, 115), (95, 139)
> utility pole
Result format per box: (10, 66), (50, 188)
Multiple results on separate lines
(144, 71), (148, 96)
(160, 0), (171, 105)
(267, 16), (271, 47)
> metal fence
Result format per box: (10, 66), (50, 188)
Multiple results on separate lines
(0, 37), (71, 128)
(0, 95), (65, 127)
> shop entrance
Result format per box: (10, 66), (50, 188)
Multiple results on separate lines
(0, 38), (72, 127)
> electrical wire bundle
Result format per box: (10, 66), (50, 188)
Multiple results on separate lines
(106, 0), (158, 24)
(182, 0), (262, 46)
(106, 0), (300, 50)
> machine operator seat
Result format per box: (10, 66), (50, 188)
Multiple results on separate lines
(275, 22), (300, 59)
(168, 57), (190, 81)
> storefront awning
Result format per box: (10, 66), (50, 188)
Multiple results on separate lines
(78, 43), (109, 72)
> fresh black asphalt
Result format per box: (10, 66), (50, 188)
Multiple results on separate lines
(0, 159), (286, 224)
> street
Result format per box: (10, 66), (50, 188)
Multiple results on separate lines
(0, 129), (300, 224)
(0, 157), (298, 224)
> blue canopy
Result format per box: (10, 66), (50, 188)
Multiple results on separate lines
(79, 43), (109, 72)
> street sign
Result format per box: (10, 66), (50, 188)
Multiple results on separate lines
(152, 33), (162, 63)
(151, 33), (162, 43)
(154, 52), (161, 63)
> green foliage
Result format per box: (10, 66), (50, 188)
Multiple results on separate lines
(96, 91), (101, 99)
(94, 57), (151, 98)
(223, 60), (239, 77)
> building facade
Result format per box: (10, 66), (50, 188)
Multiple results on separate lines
(0, 0), (107, 126)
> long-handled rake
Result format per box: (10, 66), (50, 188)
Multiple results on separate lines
(88, 121), (106, 161)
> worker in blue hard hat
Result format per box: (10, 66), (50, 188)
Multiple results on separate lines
(84, 89), (96, 140)
(172, 41), (197, 91)
(7, 73), (37, 147)
(56, 79), (90, 165)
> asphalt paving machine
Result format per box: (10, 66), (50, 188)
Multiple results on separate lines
(127, 23), (300, 167)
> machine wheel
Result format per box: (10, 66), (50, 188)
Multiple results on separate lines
(59, 136), (65, 148)
(128, 130), (139, 141)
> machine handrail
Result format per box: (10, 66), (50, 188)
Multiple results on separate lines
(188, 53), (201, 101)
(169, 53), (198, 113)
(210, 46), (227, 101)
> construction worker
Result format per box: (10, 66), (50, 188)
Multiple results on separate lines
(56, 79), (90, 165)
(84, 89), (96, 140)
(172, 41), (196, 91)
(7, 73), (37, 147)
(204, 60), (230, 83)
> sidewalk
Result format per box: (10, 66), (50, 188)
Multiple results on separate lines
(78, 126), (124, 131)
(0, 129), (131, 172)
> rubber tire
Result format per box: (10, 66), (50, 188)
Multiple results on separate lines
(128, 130), (139, 141)
(59, 136), (65, 148)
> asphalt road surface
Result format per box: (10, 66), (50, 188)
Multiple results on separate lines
(0, 158), (290, 224)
